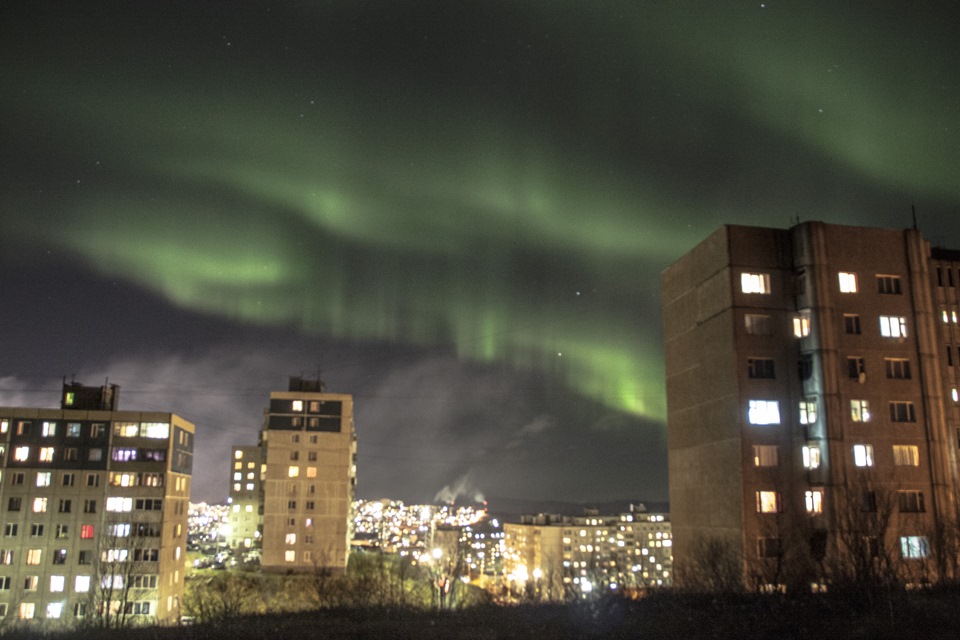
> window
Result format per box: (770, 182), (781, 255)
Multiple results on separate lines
(306, 467), (317, 478)
(26, 549), (41, 564)
(88, 448), (103, 461)
(802, 445), (821, 469)
(741, 272), (771, 294)
(83, 500), (97, 514)
(805, 489), (824, 514)
(41, 421), (57, 437)
(55, 524), (68, 538)
(889, 401), (916, 423)
(7, 498), (21, 512)
(844, 314), (862, 335)
(50, 575), (65, 592)
(953, 387), (959, 403)
(135, 498), (162, 511)
(75, 575), (91, 593)
(11, 473), (24, 486)
(66, 422), (82, 437)
(285, 533), (296, 544)
(292, 400), (304, 412)
(13, 447), (29, 462)
(90, 423), (106, 438)
(134, 549), (159, 562)
(288, 466), (300, 478)
(885, 358), (911, 379)
(877, 275), (902, 295)
(285, 550), (296, 562)
(30, 524), (43, 537)
(106, 497), (133, 512)
(748, 358), (776, 379)
(109, 523), (130, 537)
(38, 447), (55, 462)
(893, 445), (920, 466)
(102, 549), (129, 563)
(290, 450), (299, 461)
(847, 356), (865, 378)
(853, 444), (874, 467)
(792, 315), (811, 338)
(757, 537), (781, 558)
(19, 603), (35, 619)
(898, 490), (925, 513)
(78, 550), (92, 565)
(141, 422), (170, 438)
(3, 524), (16, 537)
(16, 421), (31, 435)
(799, 399), (817, 425)
(288, 500), (297, 510)
(753, 445), (778, 467)
(838, 272), (858, 293)
(880, 315), (908, 338)
(32, 498), (47, 513)
(113, 422), (139, 437)
(851, 400), (870, 422)
(748, 400), (781, 425)
(756, 491), (781, 513)
(900, 536), (929, 559)
(0, 550), (12, 564)
(0, 577), (9, 590)
(36, 472), (52, 487)
(112, 448), (138, 462)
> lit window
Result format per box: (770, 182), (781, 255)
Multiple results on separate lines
(141, 422), (170, 438)
(306, 467), (317, 478)
(80, 525), (94, 539)
(36, 472), (52, 487)
(893, 445), (920, 466)
(944, 309), (950, 324)
(0, 420), (6, 434)
(106, 497), (133, 512)
(285, 533), (296, 544)
(288, 466), (300, 478)
(13, 447), (29, 462)
(112, 448), (137, 462)
(49, 575), (65, 592)
(26, 549), (41, 564)
(900, 536), (929, 559)
(853, 444), (874, 467)
(32, 498), (47, 513)
(802, 445), (821, 469)
(39, 447), (55, 462)
(41, 422), (57, 437)
(838, 272), (858, 293)
(245, 505), (253, 512)
(799, 399), (817, 425)
(292, 400), (304, 412)
(792, 315), (811, 338)
(953, 388), (959, 403)
(75, 575), (91, 592)
(102, 549), (129, 563)
(233, 483), (241, 492)
(19, 603), (35, 619)
(741, 273), (771, 294)
(748, 400), (780, 425)
(246, 483), (254, 490)
(755, 491), (780, 513)
(285, 550), (296, 562)
(876, 275), (902, 295)
(890, 401), (916, 423)
(879, 315), (908, 338)
(66, 422), (81, 437)
(851, 400), (870, 422)
(753, 445), (778, 467)
(805, 489), (824, 514)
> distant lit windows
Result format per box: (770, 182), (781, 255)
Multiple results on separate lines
(66, 422), (81, 437)
(885, 358), (912, 379)
(799, 399), (817, 425)
(900, 536), (929, 559)
(75, 575), (91, 592)
(234, 450), (243, 459)
(25, 549), (41, 565)
(851, 400), (870, 422)
(36, 473), (51, 487)
(288, 466), (300, 478)
(889, 401), (916, 423)
(112, 448), (137, 462)
(284, 550), (296, 562)
(141, 422), (170, 439)
(106, 497), (133, 513)
(880, 315), (908, 338)
(853, 444), (874, 467)
(285, 533), (296, 545)
(13, 447), (29, 462)
(292, 400), (304, 412)
(741, 273), (771, 294)
(748, 358), (776, 379)
(802, 445), (821, 470)
(38, 447), (54, 462)
(113, 422), (139, 437)
(50, 575), (65, 592)
(755, 491), (781, 513)
(792, 315), (811, 338)
(898, 490), (925, 513)
(306, 467), (317, 478)
(748, 400), (781, 425)
(41, 422), (57, 437)
(893, 445), (920, 466)
(804, 489), (824, 514)
(753, 445), (778, 467)
(32, 498), (47, 513)
(838, 272), (858, 293)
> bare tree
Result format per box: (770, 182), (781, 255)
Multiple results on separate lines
(677, 535), (744, 593)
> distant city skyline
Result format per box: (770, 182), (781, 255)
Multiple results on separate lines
(2, 1), (959, 504)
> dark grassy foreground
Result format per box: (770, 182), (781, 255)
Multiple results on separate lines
(6, 589), (960, 639)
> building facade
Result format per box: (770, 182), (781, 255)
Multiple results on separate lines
(663, 222), (960, 590)
(226, 445), (264, 552)
(502, 508), (672, 600)
(235, 377), (356, 574)
(0, 383), (193, 624)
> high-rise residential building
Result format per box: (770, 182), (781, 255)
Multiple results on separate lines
(0, 382), (193, 624)
(663, 222), (960, 590)
(226, 445), (264, 551)
(502, 508), (672, 600)
(231, 377), (356, 574)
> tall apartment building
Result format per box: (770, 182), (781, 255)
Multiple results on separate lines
(502, 508), (672, 600)
(232, 377), (356, 574)
(663, 222), (960, 590)
(226, 445), (264, 551)
(0, 382), (193, 624)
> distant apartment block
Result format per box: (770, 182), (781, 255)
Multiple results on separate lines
(502, 507), (672, 600)
(663, 222), (960, 590)
(229, 377), (356, 574)
(0, 382), (193, 624)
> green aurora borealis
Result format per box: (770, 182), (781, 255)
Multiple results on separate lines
(2, 1), (959, 502)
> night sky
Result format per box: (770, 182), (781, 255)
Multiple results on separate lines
(2, 1), (958, 505)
